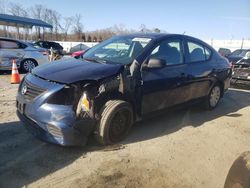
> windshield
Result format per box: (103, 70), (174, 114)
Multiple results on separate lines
(83, 36), (152, 65)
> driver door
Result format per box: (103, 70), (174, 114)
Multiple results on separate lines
(141, 37), (188, 114)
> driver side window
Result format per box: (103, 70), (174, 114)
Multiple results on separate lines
(150, 39), (183, 65)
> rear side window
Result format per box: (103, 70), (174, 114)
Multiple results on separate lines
(39, 42), (48, 48)
(0, 40), (19, 49)
(187, 41), (211, 62)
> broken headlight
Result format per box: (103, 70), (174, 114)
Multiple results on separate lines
(47, 86), (75, 105)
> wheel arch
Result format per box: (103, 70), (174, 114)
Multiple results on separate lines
(207, 77), (225, 98)
(94, 90), (136, 122)
(20, 58), (38, 66)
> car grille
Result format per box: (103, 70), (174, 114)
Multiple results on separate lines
(22, 80), (47, 101)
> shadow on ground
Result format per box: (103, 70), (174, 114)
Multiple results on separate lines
(124, 88), (250, 144)
(0, 88), (249, 187)
(0, 121), (89, 188)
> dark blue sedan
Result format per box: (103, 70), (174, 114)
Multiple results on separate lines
(16, 33), (232, 146)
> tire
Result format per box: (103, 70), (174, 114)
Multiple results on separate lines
(204, 83), (222, 110)
(95, 100), (133, 145)
(21, 59), (37, 73)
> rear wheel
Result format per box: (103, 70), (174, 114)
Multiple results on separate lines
(21, 59), (37, 73)
(205, 84), (222, 110)
(95, 100), (133, 145)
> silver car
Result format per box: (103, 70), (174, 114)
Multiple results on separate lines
(0, 38), (49, 72)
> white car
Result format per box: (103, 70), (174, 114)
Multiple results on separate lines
(0, 38), (49, 72)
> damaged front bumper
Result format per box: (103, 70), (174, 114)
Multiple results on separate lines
(16, 73), (96, 146)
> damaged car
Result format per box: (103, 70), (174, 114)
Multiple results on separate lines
(232, 52), (250, 83)
(16, 33), (232, 146)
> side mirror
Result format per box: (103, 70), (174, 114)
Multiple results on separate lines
(146, 58), (166, 69)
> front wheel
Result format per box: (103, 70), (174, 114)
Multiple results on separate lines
(21, 59), (37, 73)
(95, 100), (133, 145)
(205, 84), (222, 110)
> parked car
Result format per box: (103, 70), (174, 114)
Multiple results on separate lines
(71, 49), (90, 59)
(232, 52), (250, 82)
(0, 38), (49, 72)
(27, 42), (49, 56)
(16, 33), (232, 146)
(227, 49), (250, 64)
(34, 41), (64, 55)
(69, 43), (89, 54)
(218, 48), (231, 57)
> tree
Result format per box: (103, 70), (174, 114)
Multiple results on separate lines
(0, 0), (8, 37)
(87, 35), (91, 42)
(9, 2), (28, 39)
(0, 0), (7, 13)
(72, 14), (83, 40)
(52, 10), (61, 40)
(30, 4), (45, 39)
(61, 17), (73, 40)
(81, 33), (86, 42)
(154, 28), (161, 33)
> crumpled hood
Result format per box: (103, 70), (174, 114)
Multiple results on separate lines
(32, 58), (122, 84)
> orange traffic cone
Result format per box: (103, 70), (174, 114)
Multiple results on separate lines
(11, 59), (21, 84)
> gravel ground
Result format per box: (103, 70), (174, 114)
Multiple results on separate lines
(0, 73), (250, 188)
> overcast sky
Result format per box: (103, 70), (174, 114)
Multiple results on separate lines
(5, 0), (250, 39)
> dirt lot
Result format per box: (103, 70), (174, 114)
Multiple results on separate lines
(0, 73), (250, 188)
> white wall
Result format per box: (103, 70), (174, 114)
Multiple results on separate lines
(204, 39), (250, 51)
(56, 39), (250, 53)
(55, 41), (98, 52)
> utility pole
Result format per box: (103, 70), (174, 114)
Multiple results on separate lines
(241, 38), (244, 49)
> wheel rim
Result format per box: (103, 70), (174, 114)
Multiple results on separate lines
(23, 60), (35, 72)
(109, 109), (131, 142)
(209, 86), (221, 107)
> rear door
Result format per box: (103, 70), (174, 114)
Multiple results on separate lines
(0, 39), (25, 69)
(141, 37), (189, 114)
(184, 39), (214, 99)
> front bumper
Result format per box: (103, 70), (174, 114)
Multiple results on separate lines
(232, 68), (250, 81)
(16, 74), (95, 146)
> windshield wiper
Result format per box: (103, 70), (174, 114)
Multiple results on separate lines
(83, 57), (106, 64)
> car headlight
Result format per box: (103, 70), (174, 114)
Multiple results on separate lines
(80, 93), (90, 111)
(47, 86), (75, 105)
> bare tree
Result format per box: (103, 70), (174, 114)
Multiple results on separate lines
(0, 0), (8, 37)
(30, 4), (45, 39)
(72, 14), (83, 40)
(52, 10), (61, 40)
(0, 0), (8, 13)
(153, 28), (161, 33)
(9, 2), (28, 39)
(61, 16), (73, 40)
(9, 2), (27, 16)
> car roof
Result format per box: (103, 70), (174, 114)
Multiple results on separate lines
(0, 37), (24, 43)
(0, 37), (31, 46)
(117, 33), (182, 39)
(36, 40), (59, 44)
(115, 33), (210, 46)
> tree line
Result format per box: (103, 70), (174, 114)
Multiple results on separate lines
(0, 1), (163, 42)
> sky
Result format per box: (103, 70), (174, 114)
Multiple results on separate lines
(4, 0), (250, 39)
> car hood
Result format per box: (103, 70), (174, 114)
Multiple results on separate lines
(32, 58), (122, 84)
